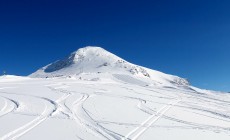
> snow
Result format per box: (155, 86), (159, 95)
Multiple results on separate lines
(30, 46), (189, 86)
(0, 46), (230, 140)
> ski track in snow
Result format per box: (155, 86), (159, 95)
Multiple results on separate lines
(0, 87), (19, 118)
(48, 85), (121, 139)
(47, 86), (73, 118)
(0, 89), (73, 140)
(0, 96), (18, 118)
(1, 81), (230, 140)
(1, 85), (73, 140)
(72, 94), (110, 139)
(72, 93), (122, 140)
(123, 98), (181, 140)
(137, 99), (154, 115)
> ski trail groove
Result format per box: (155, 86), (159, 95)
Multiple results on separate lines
(122, 99), (181, 140)
(0, 95), (64, 140)
(47, 86), (73, 118)
(0, 96), (18, 118)
(72, 94), (118, 140)
(0, 98), (8, 112)
(52, 86), (121, 140)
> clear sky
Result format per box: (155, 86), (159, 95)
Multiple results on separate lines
(0, 0), (229, 92)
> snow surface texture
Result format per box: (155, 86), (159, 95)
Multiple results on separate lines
(1, 46), (230, 140)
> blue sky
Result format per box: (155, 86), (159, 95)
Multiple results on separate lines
(0, 0), (229, 92)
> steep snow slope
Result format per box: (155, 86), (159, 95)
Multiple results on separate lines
(30, 46), (188, 86)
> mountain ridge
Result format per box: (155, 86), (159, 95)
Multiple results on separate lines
(30, 46), (189, 86)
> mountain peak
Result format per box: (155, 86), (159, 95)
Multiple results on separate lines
(73, 46), (105, 53)
(71, 46), (106, 57)
(32, 46), (125, 75)
(30, 46), (189, 86)
(71, 46), (123, 63)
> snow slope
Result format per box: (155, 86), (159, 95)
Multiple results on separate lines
(30, 46), (189, 86)
(1, 47), (230, 140)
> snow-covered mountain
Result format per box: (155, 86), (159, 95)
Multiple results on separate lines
(1, 46), (230, 140)
(30, 46), (188, 86)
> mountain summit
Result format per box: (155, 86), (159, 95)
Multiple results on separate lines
(30, 46), (189, 86)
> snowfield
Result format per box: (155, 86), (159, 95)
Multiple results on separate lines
(0, 47), (230, 140)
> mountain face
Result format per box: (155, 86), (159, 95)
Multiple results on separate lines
(3, 47), (230, 140)
(30, 46), (189, 86)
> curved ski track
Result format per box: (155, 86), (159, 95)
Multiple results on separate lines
(0, 90), (72, 140)
(0, 96), (18, 118)
(0, 97), (56, 140)
(72, 93), (122, 140)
